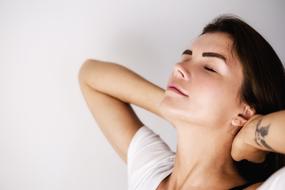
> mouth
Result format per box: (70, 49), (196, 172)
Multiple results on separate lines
(167, 85), (189, 97)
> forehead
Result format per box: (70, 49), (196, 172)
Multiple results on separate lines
(191, 32), (234, 56)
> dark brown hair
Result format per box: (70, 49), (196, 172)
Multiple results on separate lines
(201, 14), (285, 183)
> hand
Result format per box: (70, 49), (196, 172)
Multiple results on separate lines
(231, 114), (268, 163)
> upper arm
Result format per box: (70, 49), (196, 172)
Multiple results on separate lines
(78, 68), (144, 164)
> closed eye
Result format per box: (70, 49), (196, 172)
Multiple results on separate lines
(204, 66), (216, 73)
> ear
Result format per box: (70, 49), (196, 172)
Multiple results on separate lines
(231, 105), (256, 127)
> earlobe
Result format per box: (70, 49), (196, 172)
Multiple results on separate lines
(231, 115), (247, 127)
(231, 105), (256, 127)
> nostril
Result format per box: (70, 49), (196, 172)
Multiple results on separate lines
(178, 70), (185, 78)
(174, 62), (190, 80)
(175, 66), (188, 80)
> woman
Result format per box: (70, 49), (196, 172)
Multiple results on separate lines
(78, 15), (285, 189)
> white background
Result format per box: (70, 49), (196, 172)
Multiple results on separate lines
(1, 0), (285, 189)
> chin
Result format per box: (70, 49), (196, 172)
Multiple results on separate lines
(159, 108), (192, 128)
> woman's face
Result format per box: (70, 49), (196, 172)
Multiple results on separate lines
(159, 32), (245, 129)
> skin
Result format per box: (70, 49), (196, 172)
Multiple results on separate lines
(232, 111), (285, 163)
(158, 32), (256, 190)
(79, 32), (285, 190)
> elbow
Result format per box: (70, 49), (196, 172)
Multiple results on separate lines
(78, 58), (96, 82)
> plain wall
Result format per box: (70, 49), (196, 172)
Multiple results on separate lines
(0, 0), (285, 189)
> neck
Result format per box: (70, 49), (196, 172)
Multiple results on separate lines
(166, 123), (245, 190)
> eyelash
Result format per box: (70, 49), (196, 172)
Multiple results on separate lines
(181, 55), (218, 73)
(204, 66), (216, 73)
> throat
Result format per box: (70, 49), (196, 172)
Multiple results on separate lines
(165, 127), (245, 189)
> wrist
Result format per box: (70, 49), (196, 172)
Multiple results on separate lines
(244, 114), (263, 147)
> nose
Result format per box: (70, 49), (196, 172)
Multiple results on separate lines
(173, 62), (190, 80)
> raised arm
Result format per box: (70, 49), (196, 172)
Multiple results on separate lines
(244, 110), (285, 154)
(79, 59), (164, 115)
(78, 59), (165, 163)
(232, 110), (285, 162)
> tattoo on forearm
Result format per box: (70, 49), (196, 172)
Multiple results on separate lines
(254, 119), (275, 152)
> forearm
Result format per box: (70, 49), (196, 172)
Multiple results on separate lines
(245, 110), (285, 154)
(78, 59), (165, 118)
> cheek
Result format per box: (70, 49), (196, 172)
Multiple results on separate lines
(192, 76), (222, 99)
(192, 77), (238, 112)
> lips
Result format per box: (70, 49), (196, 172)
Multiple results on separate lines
(167, 84), (189, 97)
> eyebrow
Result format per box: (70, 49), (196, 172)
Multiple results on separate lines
(182, 49), (227, 64)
